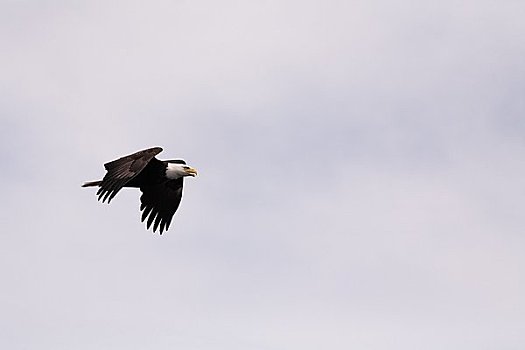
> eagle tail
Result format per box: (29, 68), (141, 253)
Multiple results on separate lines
(82, 180), (102, 187)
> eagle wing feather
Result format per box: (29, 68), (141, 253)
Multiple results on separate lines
(139, 178), (183, 234)
(96, 147), (163, 203)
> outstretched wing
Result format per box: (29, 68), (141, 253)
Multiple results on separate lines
(140, 178), (184, 234)
(97, 147), (163, 203)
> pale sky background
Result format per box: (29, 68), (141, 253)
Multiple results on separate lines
(1, 1), (524, 349)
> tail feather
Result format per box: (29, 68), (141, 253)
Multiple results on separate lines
(82, 180), (102, 187)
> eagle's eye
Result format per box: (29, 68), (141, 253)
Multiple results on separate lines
(183, 166), (190, 170)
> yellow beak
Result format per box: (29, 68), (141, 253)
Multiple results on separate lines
(185, 167), (198, 177)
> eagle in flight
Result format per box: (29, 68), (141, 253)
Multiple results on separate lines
(82, 147), (197, 234)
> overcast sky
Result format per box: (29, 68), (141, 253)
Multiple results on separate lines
(1, 1), (524, 349)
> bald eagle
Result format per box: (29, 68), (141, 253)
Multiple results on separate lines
(82, 147), (197, 234)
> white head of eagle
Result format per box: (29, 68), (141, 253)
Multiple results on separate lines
(165, 159), (198, 179)
(82, 147), (197, 234)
